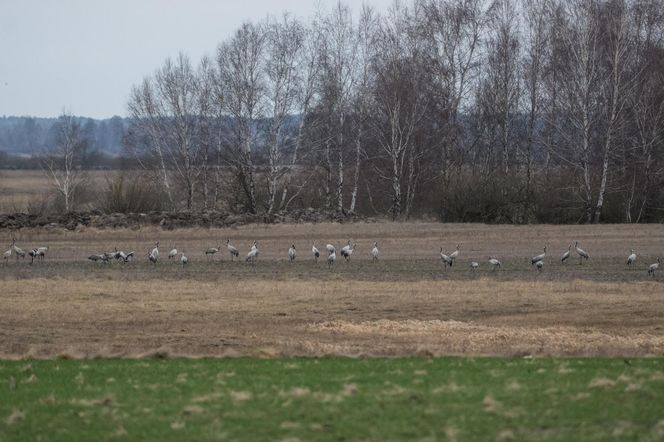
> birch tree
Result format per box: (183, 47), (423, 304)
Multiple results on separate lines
(41, 112), (86, 212)
(372, 2), (428, 219)
(264, 15), (304, 214)
(318, 2), (358, 212)
(216, 22), (266, 214)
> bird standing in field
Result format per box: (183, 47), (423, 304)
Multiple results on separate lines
(340, 240), (352, 260)
(288, 244), (297, 262)
(469, 261), (479, 272)
(246, 243), (259, 265)
(118, 250), (134, 263)
(11, 238), (25, 261)
(326, 243), (336, 256)
(327, 249), (336, 266)
(627, 249), (637, 267)
(28, 248), (39, 264)
(535, 260), (544, 273)
(181, 252), (188, 266)
(648, 258), (660, 277)
(575, 241), (589, 265)
(561, 245), (571, 264)
(440, 248), (453, 268)
(227, 239), (239, 261)
(371, 242), (379, 261)
(150, 241), (160, 259)
(449, 244), (460, 263)
(312, 243), (320, 263)
(168, 246), (178, 260)
(341, 243), (355, 261)
(531, 246), (546, 265)
(488, 256), (501, 270)
(147, 241), (159, 265)
(205, 244), (220, 261)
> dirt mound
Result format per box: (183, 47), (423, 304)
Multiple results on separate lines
(0, 208), (367, 231)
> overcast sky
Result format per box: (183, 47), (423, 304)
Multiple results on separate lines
(0, 0), (394, 119)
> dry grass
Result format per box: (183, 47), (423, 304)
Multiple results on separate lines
(1, 278), (662, 358)
(2, 222), (663, 358)
(0, 170), (110, 213)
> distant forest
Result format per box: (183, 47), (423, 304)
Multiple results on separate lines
(2, 0), (664, 224)
(0, 116), (126, 168)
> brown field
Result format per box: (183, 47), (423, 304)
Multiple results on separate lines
(1, 222), (664, 358)
(0, 170), (110, 212)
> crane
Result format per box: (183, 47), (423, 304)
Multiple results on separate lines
(312, 243), (320, 263)
(227, 239), (239, 261)
(575, 241), (589, 265)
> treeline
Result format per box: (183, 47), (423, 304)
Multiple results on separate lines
(36, 0), (664, 223)
(0, 116), (126, 168)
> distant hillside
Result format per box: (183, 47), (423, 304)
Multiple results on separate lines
(0, 116), (127, 156)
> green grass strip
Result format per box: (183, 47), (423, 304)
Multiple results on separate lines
(1, 358), (663, 441)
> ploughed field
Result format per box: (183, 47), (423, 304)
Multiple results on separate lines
(1, 222), (663, 358)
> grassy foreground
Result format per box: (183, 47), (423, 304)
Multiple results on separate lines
(1, 358), (663, 441)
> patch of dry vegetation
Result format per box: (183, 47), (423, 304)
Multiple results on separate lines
(0, 278), (662, 358)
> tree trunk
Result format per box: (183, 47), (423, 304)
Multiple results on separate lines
(336, 113), (345, 213)
(349, 126), (362, 213)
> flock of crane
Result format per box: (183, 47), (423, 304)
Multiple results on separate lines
(2, 237), (661, 277)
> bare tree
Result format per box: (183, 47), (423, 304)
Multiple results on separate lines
(480, 0), (521, 175)
(216, 22), (266, 214)
(128, 78), (175, 207)
(349, 5), (378, 213)
(521, 0), (548, 212)
(127, 53), (202, 210)
(278, 21), (324, 210)
(372, 2), (429, 219)
(264, 14), (305, 214)
(41, 112), (86, 212)
(318, 2), (358, 212)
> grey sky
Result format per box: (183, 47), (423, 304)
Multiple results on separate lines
(0, 0), (394, 119)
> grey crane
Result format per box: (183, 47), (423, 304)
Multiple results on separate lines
(11, 238), (25, 261)
(181, 251), (188, 266)
(205, 244), (220, 260)
(168, 246), (178, 260)
(440, 248), (453, 268)
(312, 243), (320, 263)
(561, 245), (571, 263)
(535, 260), (544, 273)
(531, 246), (546, 265)
(449, 244), (460, 262)
(118, 251), (134, 263)
(246, 244), (259, 265)
(488, 256), (502, 270)
(288, 244), (297, 262)
(227, 239), (239, 261)
(648, 258), (660, 277)
(327, 249), (336, 266)
(469, 261), (479, 272)
(341, 243), (355, 261)
(340, 240), (352, 260)
(371, 242), (379, 262)
(150, 242), (160, 259)
(627, 249), (637, 267)
(28, 248), (39, 264)
(148, 252), (158, 265)
(575, 241), (589, 265)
